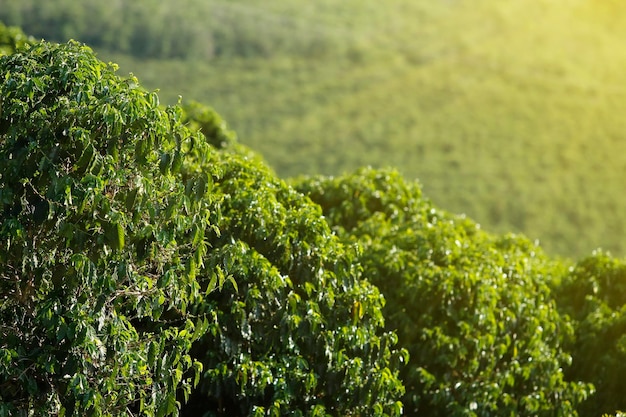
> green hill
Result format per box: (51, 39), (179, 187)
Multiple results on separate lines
(3, 0), (626, 257)
(4, 21), (626, 417)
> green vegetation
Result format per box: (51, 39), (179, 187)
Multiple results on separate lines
(555, 253), (626, 416)
(0, 39), (404, 416)
(0, 21), (34, 55)
(295, 169), (593, 416)
(3, 18), (626, 417)
(1, 38), (205, 415)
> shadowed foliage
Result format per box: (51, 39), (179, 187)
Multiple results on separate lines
(295, 168), (593, 416)
(0, 39), (405, 416)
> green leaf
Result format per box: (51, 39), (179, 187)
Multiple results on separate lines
(76, 143), (95, 174)
(103, 221), (124, 251)
(159, 152), (171, 175)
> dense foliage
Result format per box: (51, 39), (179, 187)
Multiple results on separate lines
(294, 169), (594, 416)
(0, 39), (207, 416)
(0, 40), (405, 416)
(554, 253), (626, 416)
(3, 23), (626, 417)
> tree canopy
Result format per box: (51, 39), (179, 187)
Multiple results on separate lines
(294, 168), (594, 416)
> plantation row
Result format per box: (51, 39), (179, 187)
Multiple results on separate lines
(1, 25), (626, 417)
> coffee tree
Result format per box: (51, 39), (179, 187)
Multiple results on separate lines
(554, 252), (626, 416)
(0, 39), (211, 416)
(178, 103), (406, 416)
(295, 168), (593, 416)
(0, 41), (405, 416)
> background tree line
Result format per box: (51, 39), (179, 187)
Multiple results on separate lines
(0, 0), (343, 60)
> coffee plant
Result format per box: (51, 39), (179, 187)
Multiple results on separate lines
(554, 252), (626, 416)
(295, 168), (593, 416)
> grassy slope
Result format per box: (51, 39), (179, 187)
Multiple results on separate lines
(99, 0), (626, 258)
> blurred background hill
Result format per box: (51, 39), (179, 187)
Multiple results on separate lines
(2, 0), (626, 258)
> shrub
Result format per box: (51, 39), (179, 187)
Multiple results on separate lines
(179, 153), (406, 417)
(295, 167), (593, 417)
(0, 39), (210, 416)
(554, 253), (626, 416)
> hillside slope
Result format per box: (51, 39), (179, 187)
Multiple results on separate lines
(4, 0), (626, 257)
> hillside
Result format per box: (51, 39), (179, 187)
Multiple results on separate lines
(3, 0), (626, 258)
(4, 22), (626, 417)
